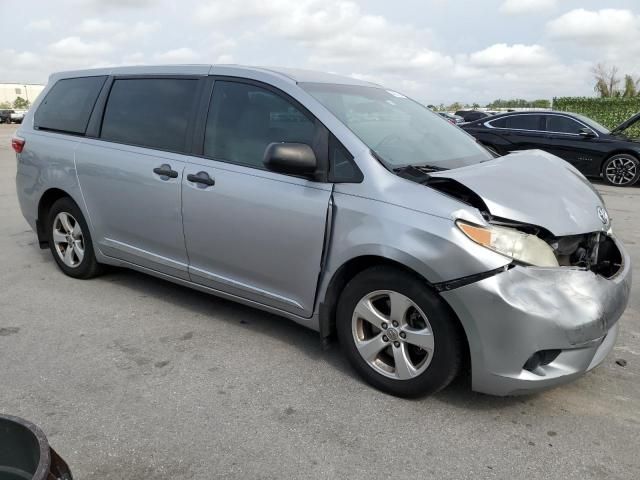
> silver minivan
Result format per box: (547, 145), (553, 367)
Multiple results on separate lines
(14, 65), (631, 397)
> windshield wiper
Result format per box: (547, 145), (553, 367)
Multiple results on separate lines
(393, 164), (448, 183)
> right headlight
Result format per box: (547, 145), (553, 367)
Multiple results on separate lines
(457, 220), (559, 267)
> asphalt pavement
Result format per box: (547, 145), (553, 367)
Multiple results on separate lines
(1, 124), (639, 479)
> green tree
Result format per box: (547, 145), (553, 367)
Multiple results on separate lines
(0, 101), (12, 109)
(531, 99), (551, 108)
(13, 97), (30, 109)
(447, 102), (463, 112)
(622, 75), (638, 97)
(472, 103), (480, 110)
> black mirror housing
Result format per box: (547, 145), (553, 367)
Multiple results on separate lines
(579, 128), (596, 137)
(263, 143), (317, 176)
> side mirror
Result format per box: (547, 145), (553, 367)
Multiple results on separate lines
(263, 142), (317, 176)
(579, 128), (596, 138)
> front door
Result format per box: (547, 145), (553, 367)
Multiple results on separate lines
(542, 114), (602, 175)
(182, 80), (332, 317)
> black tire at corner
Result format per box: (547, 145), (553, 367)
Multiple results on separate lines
(336, 266), (463, 398)
(46, 197), (103, 279)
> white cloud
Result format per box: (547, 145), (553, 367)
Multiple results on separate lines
(216, 54), (234, 64)
(78, 18), (122, 36)
(122, 52), (146, 64)
(77, 19), (160, 42)
(86, 0), (155, 7)
(469, 44), (553, 68)
(47, 37), (113, 57)
(547, 9), (640, 45)
(196, 0), (447, 77)
(26, 19), (53, 31)
(153, 47), (200, 63)
(500, 0), (557, 15)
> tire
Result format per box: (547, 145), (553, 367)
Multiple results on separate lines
(46, 197), (103, 279)
(336, 266), (463, 398)
(602, 154), (640, 187)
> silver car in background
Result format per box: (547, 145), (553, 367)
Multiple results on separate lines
(14, 65), (631, 397)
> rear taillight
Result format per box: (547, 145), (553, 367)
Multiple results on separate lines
(11, 137), (25, 153)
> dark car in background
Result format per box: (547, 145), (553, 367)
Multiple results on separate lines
(455, 110), (491, 122)
(0, 109), (14, 124)
(463, 111), (640, 187)
(438, 112), (464, 125)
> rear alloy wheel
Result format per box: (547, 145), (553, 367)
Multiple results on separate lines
(337, 266), (463, 397)
(603, 154), (640, 187)
(47, 197), (103, 279)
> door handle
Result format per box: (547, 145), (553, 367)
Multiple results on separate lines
(187, 171), (215, 187)
(153, 164), (179, 179)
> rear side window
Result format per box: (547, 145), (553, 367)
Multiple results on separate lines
(101, 78), (198, 153)
(488, 117), (507, 128)
(545, 115), (583, 134)
(504, 115), (541, 131)
(35, 76), (106, 134)
(204, 81), (316, 169)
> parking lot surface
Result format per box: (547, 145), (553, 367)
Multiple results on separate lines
(1, 123), (639, 479)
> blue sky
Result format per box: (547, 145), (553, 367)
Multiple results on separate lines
(2, 0), (639, 105)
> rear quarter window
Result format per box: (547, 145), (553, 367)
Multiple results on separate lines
(34, 76), (107, 135)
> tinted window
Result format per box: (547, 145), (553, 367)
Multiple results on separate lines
(101, 78), (197, 152)
(546, 115), (583, 134)
(504, 115), (541, 130)
(35, 76), (106, 134)
(329, 137), (361, 182)
(488, 117), (507, 128)
(204, 81), (316, 168)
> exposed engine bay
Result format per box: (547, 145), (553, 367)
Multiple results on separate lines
(396, 167), (623, 278)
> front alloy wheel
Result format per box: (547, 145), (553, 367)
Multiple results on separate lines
(337, 266), (463, 397)
(603, 154), (640, 186)
(352, 290), (434, 380)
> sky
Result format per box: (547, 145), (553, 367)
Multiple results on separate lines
(1, 0), (639, 105)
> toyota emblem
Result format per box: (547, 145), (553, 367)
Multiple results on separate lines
(597, 206), (609, 225)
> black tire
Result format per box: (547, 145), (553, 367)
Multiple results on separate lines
(602, 154), (640, 187)
(46, 197), (103, 279)
(336, 266), (463, 398)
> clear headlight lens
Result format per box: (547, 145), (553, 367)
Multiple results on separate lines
(457, 221), (559, 267)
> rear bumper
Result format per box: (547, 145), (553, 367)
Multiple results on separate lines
(441, 237), (631, 396)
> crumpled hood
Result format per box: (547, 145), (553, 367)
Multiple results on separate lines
(431, 150), (609, 236)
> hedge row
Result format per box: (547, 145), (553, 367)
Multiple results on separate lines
(553, 96), (640, 136)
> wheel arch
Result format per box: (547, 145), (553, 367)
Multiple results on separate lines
(318, 255), (471, 370)
(600, 149), (640, 174)
(36, 188), (75, 248)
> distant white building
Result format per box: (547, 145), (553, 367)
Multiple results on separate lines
(0, 83), (45, 106)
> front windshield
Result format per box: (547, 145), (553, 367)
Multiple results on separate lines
(573, 113), (610, 134)
(301, 83), (492, 169)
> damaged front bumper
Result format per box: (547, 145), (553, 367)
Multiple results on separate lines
(440, 236), (632, 396)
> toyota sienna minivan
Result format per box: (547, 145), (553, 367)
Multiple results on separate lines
(14, 65), (631, 397)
